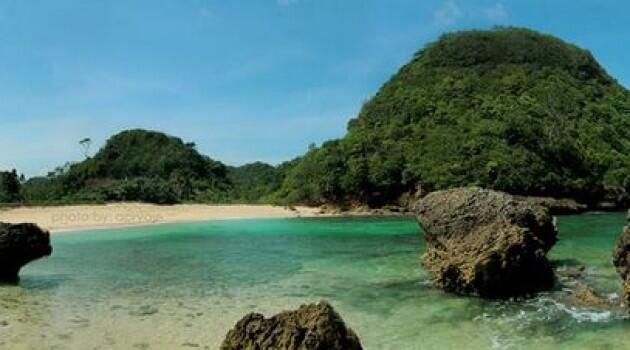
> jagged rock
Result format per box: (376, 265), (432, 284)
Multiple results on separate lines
(415, 187), (558, 298)
(0, 222), (52, 282)
(220, 301), (363, 350)
(613, 210), (630, 304)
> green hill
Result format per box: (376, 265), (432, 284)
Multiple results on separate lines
(24, 129), (231, 204)
(277, 27), (630, 207)
(20, 130), (293, 205)
(226, 162), (285, 203)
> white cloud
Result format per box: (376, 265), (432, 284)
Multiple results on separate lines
(433, 1), (464, 26)
(484, 3), (507, 22)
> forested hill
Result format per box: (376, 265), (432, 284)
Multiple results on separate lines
(226, 162), (285, 203)
(22, 130), (232, 204)
(9, 27), (630, 208)
(18, 130), (288, 205)
(276, 27), (630, 207)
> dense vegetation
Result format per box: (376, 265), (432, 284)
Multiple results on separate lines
(6, 27), (630, 208)
(226, 162), (286, 203)
(15, 129), (290, 205)
(276, 27), (630, 207)
(0, 170), (21, 203)
(20, 130), (232, 204)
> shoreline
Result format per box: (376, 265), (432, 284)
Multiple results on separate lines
(0, 203), (336, 233)
(1, 199), (623, 234)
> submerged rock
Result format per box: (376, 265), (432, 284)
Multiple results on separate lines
(220, 301), (363, 350)
(129, 305), (159, 316)
(553, 264), (618, 309)
(555, 265), (586, 281)
(0, 222), (52, 282)
(613, 210), (630, 305)
(415, 187), (558, 298)
(569, 283), (611, 309)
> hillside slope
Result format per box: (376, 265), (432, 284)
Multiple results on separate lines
(278, 28), (630, 207)
(27, 130), (231, 204)
(226, 162), (285, 203)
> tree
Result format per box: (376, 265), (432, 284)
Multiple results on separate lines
(0, 169), (21, 203)
(79, 137), (92, 159)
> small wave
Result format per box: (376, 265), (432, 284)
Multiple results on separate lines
(475, 296), (615, 328)
(539, 297), (612, 323)
(489, 334), (513, 350)
(606, 292), (619, 302)
(418, 279), (433, 287)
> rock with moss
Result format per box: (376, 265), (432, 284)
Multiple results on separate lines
(0, 223), (52, 282)
(220, 301), (363, 350)
(613, 211), (630, 304)
(415, 187), (558, 298)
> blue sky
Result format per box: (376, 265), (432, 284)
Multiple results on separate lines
(0, 0), (628, 177)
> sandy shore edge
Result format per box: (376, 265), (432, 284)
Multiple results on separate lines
(0, 203), (333, 233)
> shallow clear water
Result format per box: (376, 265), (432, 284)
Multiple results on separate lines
(0, 213), (628, 349)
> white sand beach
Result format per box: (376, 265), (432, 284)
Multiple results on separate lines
(0, 203), (326, 232)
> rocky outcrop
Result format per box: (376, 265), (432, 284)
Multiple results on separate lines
(220, 301), (363, 350)
(0, 223), (52, 282)
(597, 186), (630, 211)
(613, 210), (630, 304)
(518, 196), (588, 215)
(415, 187), (558, 298)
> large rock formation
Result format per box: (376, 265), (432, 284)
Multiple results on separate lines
(0, 222), (52, 282)
(415, 187), (558, 298)
(220, 301), (363, 350)
(613, 210), (630, 304)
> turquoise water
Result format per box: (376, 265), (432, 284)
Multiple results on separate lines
(0, 213), (628, 349)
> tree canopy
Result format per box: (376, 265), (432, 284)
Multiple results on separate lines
(14, 28), (630, 208)
(0, 170), (21, 203)
(226, 162), (286, 203)
(23, 129), (231, 204)
(277, 27), (630, 207)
